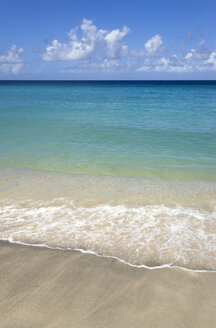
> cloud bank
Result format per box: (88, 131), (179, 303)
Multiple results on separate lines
(42, 19), (130, 62)
(42, 19), (216, 75)
(2, 19), (216, 76)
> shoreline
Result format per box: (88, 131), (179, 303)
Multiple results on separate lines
(0, 241), (216, 327)
(1, 238), (216, 273)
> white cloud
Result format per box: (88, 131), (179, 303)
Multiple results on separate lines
(185, 51), (193, 60)
(155, 57), (192, 72)
(137, 37), (216, 74)
(104, 26), (130, 58)
(42, 19), (129, 62)
(179, 40), (216, 72)
(185, 40), (209, 60)
(137, 55), (193, 73)
(203, 51), (216, 70)
(42, 19), (105, 61)
(144, 34), (163, 56)
(136, 59), (151, 71)
(0, 45), (24, 74)
(131, 34), (163, 58)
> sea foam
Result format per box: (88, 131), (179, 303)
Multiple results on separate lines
(0, 198), (215, 271)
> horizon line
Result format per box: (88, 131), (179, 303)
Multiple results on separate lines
(0, 79), (216, 82)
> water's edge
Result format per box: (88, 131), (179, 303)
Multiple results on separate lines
(1, 238), (215, 273)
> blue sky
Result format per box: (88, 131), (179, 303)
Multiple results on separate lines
(0, 0), (216, 79)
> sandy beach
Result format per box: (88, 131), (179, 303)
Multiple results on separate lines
(0, 241), (215, 328)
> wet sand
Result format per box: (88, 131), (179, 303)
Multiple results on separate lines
(0, 241), (215, 328)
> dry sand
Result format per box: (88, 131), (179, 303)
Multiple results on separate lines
(0, 241), (215, 328)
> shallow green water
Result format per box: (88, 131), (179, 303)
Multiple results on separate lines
(0, 81), (216, 180)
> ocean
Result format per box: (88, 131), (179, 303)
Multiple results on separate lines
(0, 81), (216, 270)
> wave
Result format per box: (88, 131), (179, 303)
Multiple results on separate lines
(0, 199), (216, 271)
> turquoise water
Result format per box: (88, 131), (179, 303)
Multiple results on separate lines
(0, 81), (216, 180)
(0, 81), (216, 270)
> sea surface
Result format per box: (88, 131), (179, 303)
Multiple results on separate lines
(0, 81), (216, 270)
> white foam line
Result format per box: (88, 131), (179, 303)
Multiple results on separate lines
(1, 237), (215, 273)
